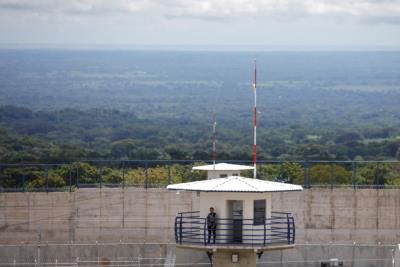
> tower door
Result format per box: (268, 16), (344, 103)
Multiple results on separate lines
(228, 200), (243, 243)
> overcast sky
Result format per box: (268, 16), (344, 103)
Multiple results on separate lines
(0, 0), (399, 49)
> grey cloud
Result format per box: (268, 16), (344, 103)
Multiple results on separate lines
(0, 1), (57, 12)
(362, 15), (400, 24)
(0, 0), (399, 23)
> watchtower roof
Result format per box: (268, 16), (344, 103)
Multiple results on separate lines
(192, 163), (254, 171)
(167, 176), (303, 193)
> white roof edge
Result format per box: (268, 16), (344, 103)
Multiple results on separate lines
(166, 176), (303, 193)
(192, 163), (254, 171)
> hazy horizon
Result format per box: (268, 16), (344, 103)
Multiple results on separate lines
(1, 1), (399, 48)
(1, 43), (400, 52)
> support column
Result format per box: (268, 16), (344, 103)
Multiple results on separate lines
(394, 244), (400, 267)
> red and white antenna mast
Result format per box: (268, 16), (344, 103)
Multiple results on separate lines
(212, 114), (217, 170)
(253, 62), (257, 178)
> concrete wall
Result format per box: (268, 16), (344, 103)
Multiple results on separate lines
(0, 188), (399, 266)
(0, 188), (199, 244)
(272, 189), (400, 245)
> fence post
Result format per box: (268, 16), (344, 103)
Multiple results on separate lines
(293, 217), (296, 243)
(203, 218), (207, 246)
(22, 173), (25, 193)
(287, 214), (290, 244)
(0, 166), (2, 191)
(99, 163), (103, 189)
(174, 215), (178, 243)
(69, 165), (72, 192)
(330, 163), (334, 189)
(76, 164), (80, 189)
(122, 161), (125, 189)
(167, 161), (171, 185)
(144, 161), (148, 189)
(263, 218), (266, 245)
(352, 161), (357, 189)
(179, 213), (183, 244)
(303, 161), (306, 187)
(45, 167), (49, 193)
(303, 161), (310, 188)
(374, 162), (380, 189)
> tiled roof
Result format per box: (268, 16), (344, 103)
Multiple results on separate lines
(167, 176), (303, 193)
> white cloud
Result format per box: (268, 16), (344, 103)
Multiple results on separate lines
(0, 0), (399, 22)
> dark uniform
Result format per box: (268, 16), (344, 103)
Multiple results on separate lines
(207, 210), (217, 244)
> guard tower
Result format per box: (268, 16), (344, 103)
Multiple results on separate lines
(192, 163), (254, 179)
(167, 176), (303, 267)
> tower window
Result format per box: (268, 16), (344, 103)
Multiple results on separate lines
(253, 199), (266, 225)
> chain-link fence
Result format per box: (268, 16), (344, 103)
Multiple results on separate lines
(1, 160), (400, 192)
(0, 243), (397, 267)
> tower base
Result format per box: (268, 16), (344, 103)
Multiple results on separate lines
(213, 249), (257, 267)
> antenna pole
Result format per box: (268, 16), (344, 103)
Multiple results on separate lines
(253, 62), (257, 178)
(212, 114), (217, 170)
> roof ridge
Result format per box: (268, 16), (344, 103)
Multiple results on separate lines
(211, 176), (235, 190)
(237, 176), (260, 191)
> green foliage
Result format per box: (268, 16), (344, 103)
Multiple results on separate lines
(124, 164), (205, 185)
(75, 162), (99, 184)
(110, 139), (141, 159)
(280, 162), (304, 185)
(309, 164), (352, 185)
(1, 167), (38, 188)
(294, 144), (332, 160)
(354, 163), (390, 185)
(255, 163), (304, 185)
(25, 169), (66, 189)
(257, 164), (280, 180)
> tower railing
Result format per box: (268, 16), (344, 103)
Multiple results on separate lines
(174, 211), (295, 247)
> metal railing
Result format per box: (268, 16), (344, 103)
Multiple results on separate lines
(174, 211), (295, 247)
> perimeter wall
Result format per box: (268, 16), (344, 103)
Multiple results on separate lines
(0, 188), (399, 266)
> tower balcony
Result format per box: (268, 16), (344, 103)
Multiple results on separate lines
(174, 211), (296, 251)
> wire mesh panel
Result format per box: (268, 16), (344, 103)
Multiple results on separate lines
(353, 162), (384, 188)
(0, 160), (400, 191)
(123, 162), (146, 187)
(308, 162), (352, 188)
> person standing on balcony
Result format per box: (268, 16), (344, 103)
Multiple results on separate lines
(207, 207), (217, 244)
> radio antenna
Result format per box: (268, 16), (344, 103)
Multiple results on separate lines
(252, 61), (257, 178)
(212, 113), (217, 170)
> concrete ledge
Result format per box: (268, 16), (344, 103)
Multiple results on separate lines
(176, 243), (295, 252)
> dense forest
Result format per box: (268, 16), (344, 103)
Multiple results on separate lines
(0, 49), (400, 188)
(0, 105), (400, 163)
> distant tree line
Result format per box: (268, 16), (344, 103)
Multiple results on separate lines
(0, 106), (399, 164)
(1, 161), (400, 191)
